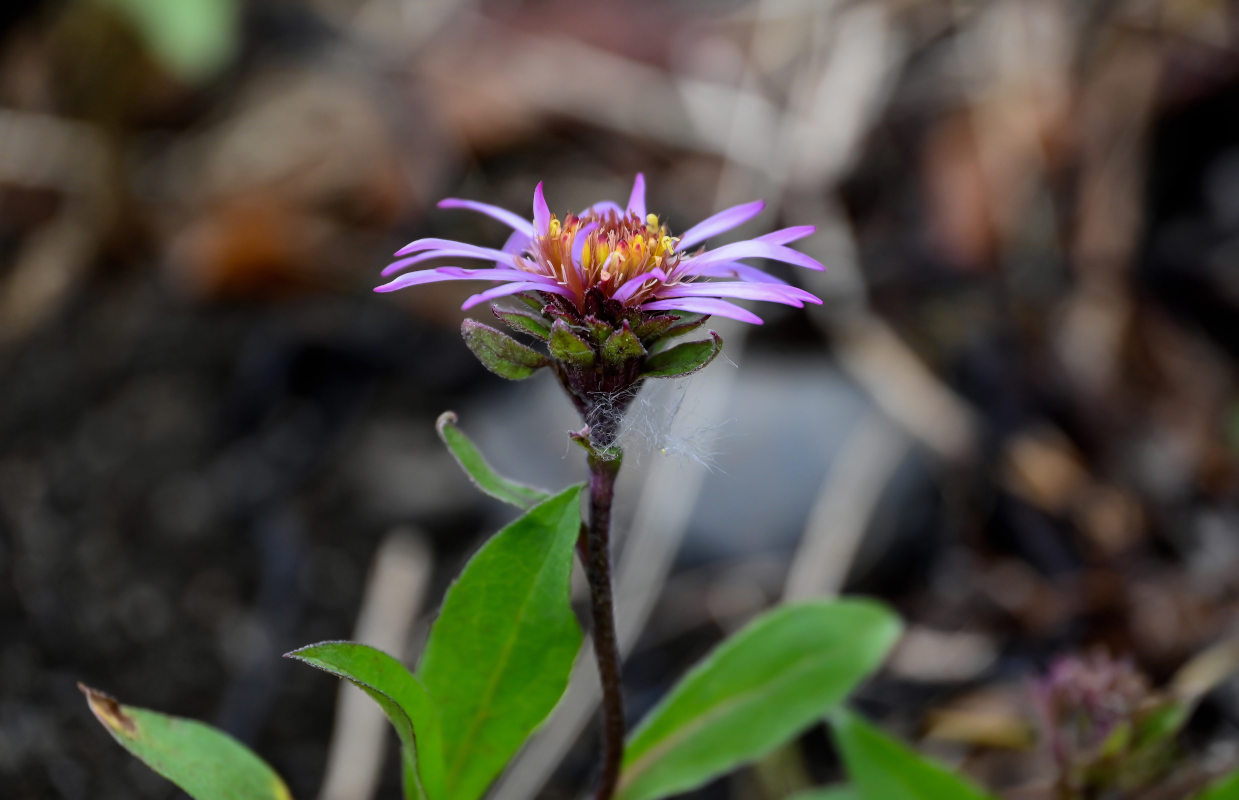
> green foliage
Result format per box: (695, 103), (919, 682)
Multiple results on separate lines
(461, 319), (549, 379)
(617, 599), (902, 800)
(435, 411), (549, 509)
(829, 709), (996, 800)
(1193, 768), (1239, 800)
(419, 485), (585, 800)
(80, 684), (290, 800)
(640, 332), (722, 379)
(286, 642), (444, 800)
(549, 319), (596, 367)
(100, 0), (238, 83)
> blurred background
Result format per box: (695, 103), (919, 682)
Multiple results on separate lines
(2, 0), (1238, 798)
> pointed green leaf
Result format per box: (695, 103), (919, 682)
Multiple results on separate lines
(617, 599), (902, 800)
(631, 312), (678, 342)
(830, 709), (996, 800)
(286, 642), (444, 800)
(602, 324), (647, 365)
(461, 319), (548, 380)
(419, 485), (585, 800)
(435, 411), (549, 509)
(548, 319), (595, 367)
(640, 332), (722, 379)
(1193, 768), (1239, 800)
(492, 307), (551, 341)
(80, 684), (291, 800)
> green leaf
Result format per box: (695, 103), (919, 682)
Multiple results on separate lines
(461, 319), (549, 380)
(1194, 768), (1239, 800)
(1131, 702), (1189, 751)
(101, 0), (238, 83)
(830, 709), (996, 800)
(602, 324), (647, 365)
(640, 332), (722, 379)
(617, 599), (902, 800)
(80, 684), (291, 800)
(789, 787), (860, 800)
(418, 485), (585, 800)
(548, 319), (595, 367)
(492, 307), (551, 341)
(285, 642), (444, 800)
(435, 411), (550, 510)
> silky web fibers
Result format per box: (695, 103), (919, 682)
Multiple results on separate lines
(601, 377), (732, 471)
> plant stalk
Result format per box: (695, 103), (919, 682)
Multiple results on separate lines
(585, 449), (624, 800)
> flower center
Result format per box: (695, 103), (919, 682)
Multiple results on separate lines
(523, 209), (684, 307)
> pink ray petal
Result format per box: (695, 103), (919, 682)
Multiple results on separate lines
(461, 280), (573, 310)
(676, 200), (765, 251)
(641, 297), (764, 324)
(571, 221), (599, 272)
(533, 181), (551, 235)
(687, 239), (825, 271)
(437, 198), (535, 236)
(680, 260), (789, 284)
(756, 225), (815, 245)
(655, 281), (821, 307)
(383, 244), (517, 276)
(612, 267), (667, 304)
(375, 267), (545, 293)
(627, 173), (646, 218)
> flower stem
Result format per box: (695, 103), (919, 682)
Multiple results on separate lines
(585, 449), (624, 800)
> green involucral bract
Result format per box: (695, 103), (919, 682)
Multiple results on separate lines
(492, 306), (552, 341)
(460, 318), (549, 379)
(549, 318), (597, 368)
(639, 332), (723, 379)
(418, 485), (585, 800)
(616, 599), (903, 800)
(80, 684), (291, 800)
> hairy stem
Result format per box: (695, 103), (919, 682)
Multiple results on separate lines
(585, 450), (624, 800)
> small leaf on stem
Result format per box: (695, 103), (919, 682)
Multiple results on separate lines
(436, 411), (549, 509)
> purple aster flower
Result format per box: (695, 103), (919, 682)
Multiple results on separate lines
(375, 174), (823, 325)
(378, 176), (825, 451)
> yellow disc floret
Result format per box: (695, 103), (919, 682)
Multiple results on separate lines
(522, 208), (684, 308)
